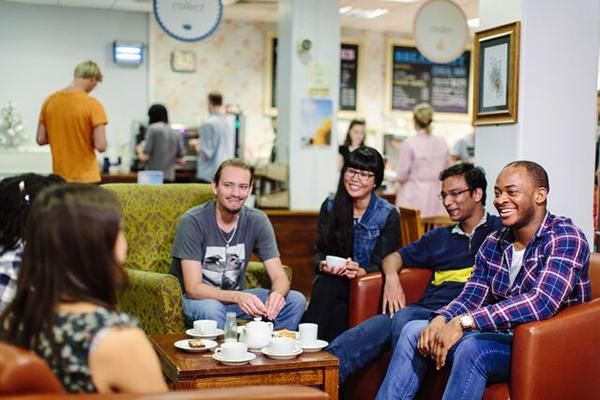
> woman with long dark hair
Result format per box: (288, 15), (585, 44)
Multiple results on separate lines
(304, 147), (400, 342)
(0, 185), (167, 393)
(337, 118), (366, 169)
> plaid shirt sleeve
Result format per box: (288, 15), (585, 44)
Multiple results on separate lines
(437, 224), (590, 331)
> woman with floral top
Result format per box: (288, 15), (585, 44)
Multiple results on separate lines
(0, 185), (167, 393)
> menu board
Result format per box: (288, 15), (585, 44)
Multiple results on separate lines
(340, 43), (359, 112)
(265, 36), (361, 114)
(389, 45), (470, 114)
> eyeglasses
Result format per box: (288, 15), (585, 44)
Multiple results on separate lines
(438, 188), (470, 200)
(344, 168), (375, 182)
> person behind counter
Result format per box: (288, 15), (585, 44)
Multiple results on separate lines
(0, 185), (167, 393)
(338, 118), (366, 169)
(303, 147), (400, 342)
(395, 102), (450, 217)
(137, 104), (185, 183)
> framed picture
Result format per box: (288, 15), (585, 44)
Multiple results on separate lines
(472, 21), (521, 125)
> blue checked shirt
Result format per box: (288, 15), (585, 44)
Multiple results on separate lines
(436, 212), (591, 332)
(0, 242), (23, 312)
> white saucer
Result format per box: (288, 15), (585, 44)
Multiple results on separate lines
(174, 339), (217, 352)
(261, 346), (303, 360)
(186, 328), (224, 340)
(300, 339), (328, 352)
(212, 351), (257, 366)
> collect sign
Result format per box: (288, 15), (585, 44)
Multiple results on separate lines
(389, 45), (470, 114)
(153, 0), (222, 42)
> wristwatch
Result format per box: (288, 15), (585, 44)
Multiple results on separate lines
(459, 314), (475, 331)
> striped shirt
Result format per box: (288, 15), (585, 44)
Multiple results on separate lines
(436, 212), (591, 332)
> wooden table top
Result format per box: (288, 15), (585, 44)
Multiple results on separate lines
(150, 333), (338, 380)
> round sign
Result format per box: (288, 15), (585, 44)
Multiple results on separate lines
(413, 0), (468, 63)
(153, 0), (222, 42)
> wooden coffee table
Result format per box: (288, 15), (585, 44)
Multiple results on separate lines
(150, 333), (339, 400)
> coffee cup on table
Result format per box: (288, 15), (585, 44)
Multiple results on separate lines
(215, 342), (247, 360)
(298, 323), (318, 347)
(269, 337), (296, 354)
(193, 319), (217, 335)
(325, 255), (347, 269)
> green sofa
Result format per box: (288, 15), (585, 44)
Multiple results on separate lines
(102, 183), (289, 335)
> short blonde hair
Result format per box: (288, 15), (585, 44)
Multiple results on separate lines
(74, 60), (103, 82)
(413, 102), (434, 128)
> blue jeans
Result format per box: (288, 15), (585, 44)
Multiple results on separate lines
(182, 288), (306, 330)
(376, 320), (513, 400)
(327, 305), (434, 383)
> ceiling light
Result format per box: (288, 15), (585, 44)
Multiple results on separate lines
(339, 6), (389, 19)
(467, 17), (480, 28)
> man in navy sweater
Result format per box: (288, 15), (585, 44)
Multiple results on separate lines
(327, 163), (502, 383)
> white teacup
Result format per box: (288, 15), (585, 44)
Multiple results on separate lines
(326, 255), (347, 269)
(215, 342), (247, 361)
(194, 319), (217, 336)
(298, 323), (318, 347)
(269, 337), (296, 354)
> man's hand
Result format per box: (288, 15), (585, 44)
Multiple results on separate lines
(265, 291), (286, 320)
(382, 273), (406, 316)
(417, 315), (446, 357)
(431, 316), (464, 370)
(236, 292), (267, 318)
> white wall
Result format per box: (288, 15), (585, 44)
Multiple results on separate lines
(478, 0), (600, 241)
(0, 1), (148, 163)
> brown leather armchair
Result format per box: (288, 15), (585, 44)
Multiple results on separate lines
(346, 253), (600, 400)
(0, 342), (328, 400)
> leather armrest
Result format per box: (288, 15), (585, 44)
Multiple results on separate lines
(348, 267), (431, 328)
(510, 298), (600, 400)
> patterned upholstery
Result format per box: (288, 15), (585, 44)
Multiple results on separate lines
(102, 183), (290, 336)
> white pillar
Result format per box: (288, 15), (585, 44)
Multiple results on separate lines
(276, 0), (340, 210)
(477, 0), (600, 241)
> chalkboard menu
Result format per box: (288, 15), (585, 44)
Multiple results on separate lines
(340, 43), (359, 112)
(265, 36), (361, 114)
(389, 45), (470, 114)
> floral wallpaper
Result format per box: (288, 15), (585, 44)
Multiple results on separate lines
(149, 18), (472, 165)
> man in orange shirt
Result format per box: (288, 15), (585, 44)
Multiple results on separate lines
(37, 60), (108, 183)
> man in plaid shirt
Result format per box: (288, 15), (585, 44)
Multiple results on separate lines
(377, 161), (591, 400)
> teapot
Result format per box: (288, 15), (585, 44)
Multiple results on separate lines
(240, 318), (273, 350)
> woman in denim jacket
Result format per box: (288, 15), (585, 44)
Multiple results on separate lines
(303, 147), (400, 342)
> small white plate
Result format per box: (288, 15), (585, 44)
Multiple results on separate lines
(300, 339), (328, 352)
(212, 351), (257, 366)
(174, 339), (218, 353)
(186, 328), (224, 340)
(272, 330), (299, 340)
(261, 346), (303, 360)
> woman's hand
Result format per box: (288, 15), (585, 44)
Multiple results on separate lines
(319, 260), (345, 276)
(342, 259), (366, 279)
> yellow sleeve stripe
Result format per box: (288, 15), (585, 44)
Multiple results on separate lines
(431, 267), (473, 286)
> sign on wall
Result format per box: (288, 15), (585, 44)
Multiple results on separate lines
(153, 0), (222, 42)
(385, 40), (471, 116)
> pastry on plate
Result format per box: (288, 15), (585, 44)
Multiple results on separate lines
(274, 329), (297, 339)
(188, 339), (206, 348)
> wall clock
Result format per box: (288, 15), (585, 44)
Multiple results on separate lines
(171, 50), (196, 73)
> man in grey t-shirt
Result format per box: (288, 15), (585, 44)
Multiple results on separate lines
(171, 159), (305, 329)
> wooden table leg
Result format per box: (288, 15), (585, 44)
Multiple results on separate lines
(323, 366), (339, 400)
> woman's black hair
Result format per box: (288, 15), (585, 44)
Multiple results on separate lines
(148, 104), (169, 124)
(0, 173), (64, 251)
(320, 147), (385, 258)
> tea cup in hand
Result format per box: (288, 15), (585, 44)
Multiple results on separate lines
(326, 255), (347, 269)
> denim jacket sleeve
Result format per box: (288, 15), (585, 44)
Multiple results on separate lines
(363, 208), (400, 273)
